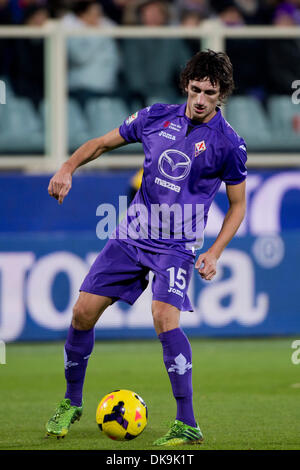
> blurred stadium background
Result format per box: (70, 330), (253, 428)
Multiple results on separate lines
(0, 0), (300, 450)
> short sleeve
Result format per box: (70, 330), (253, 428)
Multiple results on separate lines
(221, 143), (248, 185)
(119, 107), (150, 143)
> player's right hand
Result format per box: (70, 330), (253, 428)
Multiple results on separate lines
(48, 169), (72, 205)
(195, 251), (217, 281)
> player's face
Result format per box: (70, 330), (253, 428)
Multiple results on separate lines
(185, 78), (221, 123)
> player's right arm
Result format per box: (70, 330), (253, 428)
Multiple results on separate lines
(48, 128), (127, 205)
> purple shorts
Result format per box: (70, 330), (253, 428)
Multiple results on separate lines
(80, 238), (194, 311)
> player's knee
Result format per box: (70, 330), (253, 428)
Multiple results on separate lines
(72, 303), (94, 330)
(152, 303), (180, 335)
(152, 309), (165, 332)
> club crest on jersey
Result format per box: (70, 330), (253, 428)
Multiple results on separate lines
(195, 140), (206, 157)
(125, 111), (138, 125)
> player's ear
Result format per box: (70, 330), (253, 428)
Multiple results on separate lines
(218, 92), (225, 106)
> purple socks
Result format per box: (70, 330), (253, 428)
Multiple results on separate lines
(64, 325), (95, 406)
(64, 324), (196, 426)
(158, 327), (197, 427)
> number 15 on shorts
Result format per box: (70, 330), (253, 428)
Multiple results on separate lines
(167, 267), (187, 292)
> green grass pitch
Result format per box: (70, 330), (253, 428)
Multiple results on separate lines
(1, 337), (300, 450)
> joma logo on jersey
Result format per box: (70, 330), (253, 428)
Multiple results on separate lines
(159, 131), (176, 141)
(195, 140), (206, 157)
(167, 287), (183, 297)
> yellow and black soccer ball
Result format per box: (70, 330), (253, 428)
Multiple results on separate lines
(96, 389), (148, 441)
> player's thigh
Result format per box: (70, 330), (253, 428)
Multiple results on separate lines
(148, 252), (194, 335)
(80, 239), (149, 306)
(72, 291), (113, 330)
(151, 300), (180, 335)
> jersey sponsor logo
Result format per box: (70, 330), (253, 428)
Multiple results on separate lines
(195, 140), (206, 157)
(169, 122), (182, 132)
(163, 121), (182, 132)
(239, 144), (247, 152)
(158, 130), (176, 141)
(125, 111), (138, 125)
(154, 177), (181, 193)
(158, 149), (191, 181)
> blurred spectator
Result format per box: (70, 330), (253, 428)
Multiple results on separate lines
(138, 0), (169, 24)
(178, 10), (205, 59)
(208, 1), (266, 99)
(122, 0), (170, 25)
(121, 0), (191, 105)
(62, 0), (121, 108)
(22, 1), (49, 23)
(174, 0), (210, 23)
(63, 0), (116, 26)
(273, 0), (300, 24)
(9, 5), (49, 108)
(99, 0), (135, 24)
(180, 9), (205, 25)
(0, 0), (12, 24)
(47, 0), (71, 18)
(265, 2), (300, 94)
(234, 0), (275, 24)
(7, 0), (48, 23)
(0, 0), (13, 80)
(211, 0), (246, 25)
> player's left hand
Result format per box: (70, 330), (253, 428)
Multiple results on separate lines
(195, 251), (217, 281)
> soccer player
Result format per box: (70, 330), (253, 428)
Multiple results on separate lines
(46, 50), (247, 445)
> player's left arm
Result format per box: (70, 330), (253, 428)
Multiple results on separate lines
(195, 180), (246, 281)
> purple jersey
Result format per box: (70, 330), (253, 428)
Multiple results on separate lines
(117, 103), (247, 258)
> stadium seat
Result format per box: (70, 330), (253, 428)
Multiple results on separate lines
(146, 94), (185, 107)
(0, 96), (44, 153)
(268, 95), (300, 151)
(225, 96), (274, 151)
(85, 97), (128, 137)
(85, 97), (142, 153)
(67, 98), (90, 153)
(0, 76), (14, 102)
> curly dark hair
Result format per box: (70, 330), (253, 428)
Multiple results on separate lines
(179, 49), (234, 102)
